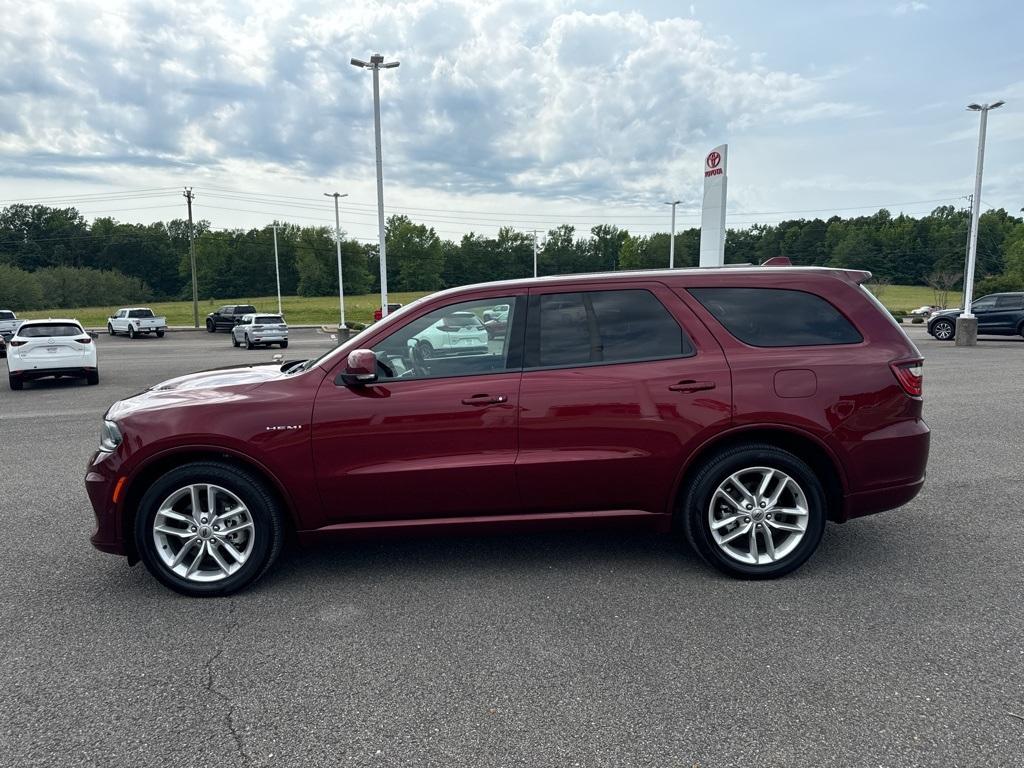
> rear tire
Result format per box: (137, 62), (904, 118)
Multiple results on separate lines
(9, 374), (23, 391)
(245, 334), (254, 350)
(86, 370), (99, 385)
(280, 340), (288, 349)
(134, 461), (284, 597)
(679, 443), (827, 579)
(931, 319), (954, 341)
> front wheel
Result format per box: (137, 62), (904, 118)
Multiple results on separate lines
(679, 444), (826, 579)
(134, 462), (284, 597)
(931, 319), (955, 341)
(107, 323), (115, 336)
(156, 330), (165, 338)
(232, 333), (240, 348)
(128, 325), (136, 339)
(206, 320), (215, 333)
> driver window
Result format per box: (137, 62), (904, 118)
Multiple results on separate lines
(972, 297), (995, 312)
(371, 297), (518, 382)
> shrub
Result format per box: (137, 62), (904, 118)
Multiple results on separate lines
(32, 266), (152, 309)
(975, 274), (1024, 296)
(0, 264), (44, 310)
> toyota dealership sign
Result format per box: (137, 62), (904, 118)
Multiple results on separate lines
(699, 144), (728, 267)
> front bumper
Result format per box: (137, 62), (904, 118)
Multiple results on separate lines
(85, 451), (128, 557)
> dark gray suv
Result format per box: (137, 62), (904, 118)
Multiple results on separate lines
(928, 293), (1024, 340)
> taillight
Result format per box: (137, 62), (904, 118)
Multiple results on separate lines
(890, 359), (923, 397)
(76, 337), (92, 344)
(10, 340), (26, 347)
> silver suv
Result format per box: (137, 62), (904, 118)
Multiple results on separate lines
(231, 314), (288, 349)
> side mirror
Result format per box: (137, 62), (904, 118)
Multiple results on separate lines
(339, 349), (378, 386)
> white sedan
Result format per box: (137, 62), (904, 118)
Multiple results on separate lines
(410, 311), (489, 358)
(7, 319), (98, 390)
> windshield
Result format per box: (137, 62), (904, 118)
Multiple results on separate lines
(128, 309), (154, 318)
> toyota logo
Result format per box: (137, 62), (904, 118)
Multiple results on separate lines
(706, 151), (722, 169)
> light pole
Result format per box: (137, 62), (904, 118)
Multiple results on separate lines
(956, 99), (1005, 346)
(664, 200), (680, 268)
(271, 224), (283, 316)
(352, 53), (399, 319)
(532, 230), (540, 278)
(323, 192), (349, 329)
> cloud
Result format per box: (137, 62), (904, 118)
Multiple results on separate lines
(0, 0), (861, 204)
(891, 1), (929, 15)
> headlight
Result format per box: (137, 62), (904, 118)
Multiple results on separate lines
(99, 419), (123, 452)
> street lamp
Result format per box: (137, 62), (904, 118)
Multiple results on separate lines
(663, 200), (681, 268)
(323, 192), (349, 329)
(957, 99), (1005, 346)
(351, 53), (400, 319)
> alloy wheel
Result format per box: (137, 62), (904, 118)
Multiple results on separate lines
(933, 320), (954, 340)
(708, 466), (809, 566)
(152, 483), (256, 582)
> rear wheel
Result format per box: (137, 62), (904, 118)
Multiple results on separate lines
(932, 319), (955, 341)
(245, 334), (254, 350)
(679, 444), (826, 579)
(9, 374), (23, 391)
(280, 339), (288, 349)
(134, 462), (284, 596)
(86, 370), (99, 385)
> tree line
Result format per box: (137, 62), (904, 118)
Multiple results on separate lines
(1, 202), (1022, 311)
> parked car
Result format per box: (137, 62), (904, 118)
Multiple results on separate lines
(0, 335), (6, 359)
(909, 305), (936, 317)
(482, 304), (510, 339)
(206, 304), (257, 333)
(8, 319), (98, 389)
(0, 309), (21, 341)
(927, 292), (1024, 340)
(86, 266), (929, 596)
(409, 310), (489, 359)
(107, 308), (167, 339)
(232, 314), (289, 349)
(373, 303), (403, 322)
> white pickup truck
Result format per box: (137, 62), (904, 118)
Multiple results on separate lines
(0, 309), (21, 341)
(107, 307), (167, 339)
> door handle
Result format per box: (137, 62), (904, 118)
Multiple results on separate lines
(668, 380), (716, 393)
(461, 394), (508, 406)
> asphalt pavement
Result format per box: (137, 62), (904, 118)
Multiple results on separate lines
(0, 326), (1022, 767)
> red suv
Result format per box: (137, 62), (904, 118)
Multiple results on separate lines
(86, 267), (929, 596)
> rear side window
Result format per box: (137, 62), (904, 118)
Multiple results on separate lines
(690, 287), (862, 347)
(995, 295), (1024, 310)
(19, 323), (83, 338)
(529, 289), (693, 368)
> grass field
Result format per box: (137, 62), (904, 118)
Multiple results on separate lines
(19, 292), (433, 329)
(20, 284), (960, 329)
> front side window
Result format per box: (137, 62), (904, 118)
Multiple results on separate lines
(689, 287), (862, 347)
(370, 296), (520, 382)
(972, 296), (996, 312)
(528, 289), (693, 368)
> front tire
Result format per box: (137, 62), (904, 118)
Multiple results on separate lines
(134, 462), (284, 597)
(679, 444), (826, 579)
(206, 320), (215, 333)
(128, 325), (136, 339)
(931, 319), (955, 341)
(107, 323), (116, 336)
(232, 333), (240, 348)
(156, 330), (165, 338)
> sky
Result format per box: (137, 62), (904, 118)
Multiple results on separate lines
(0, 0), (1021, 243)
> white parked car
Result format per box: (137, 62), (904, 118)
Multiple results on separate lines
(231, 314), (289, 349)
(7, 319), (98, 390)
(107, 307), (167, 338)
(410, 310), (489, 358)
(908, 305), (936, 317)
(0, 309), (21, 342)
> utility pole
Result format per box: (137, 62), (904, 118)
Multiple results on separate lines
(272, 224), (282, 316)
(664, 200), (681, 268)
(351, 53), (399, 318)
(961, 194), (973, 304)
(957, 100), (1005, 346)
(532, 230), (540, 278)
(184, 188), (198, 328)
(323, 193), (349, 329)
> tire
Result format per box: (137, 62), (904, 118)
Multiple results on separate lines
(134, 461), (284, 597)
(931, 319), (954, 341)
(128, 325), (136, 339)
(206, 320), (215, 333)
(156, 330), (165, 338)
(1017, 322), (1024, 340)
(245, 334), (254, 350)
(232, 333), (240, 348)
(107, 323), (116, 336)
(86, 370), (99, 385)
(9, 374), (23, 391)
(679, 443), (827, 579)
(280, 340), (288, 349)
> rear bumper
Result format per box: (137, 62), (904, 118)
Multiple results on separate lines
(10, 365), (96, 380)
(840, 418), (930, 521)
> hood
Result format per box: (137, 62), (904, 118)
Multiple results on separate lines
(107, 363), (291, 420)
(931, 308), (962, 319)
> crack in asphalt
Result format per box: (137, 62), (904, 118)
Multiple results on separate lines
(201, 602), (251, 765)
